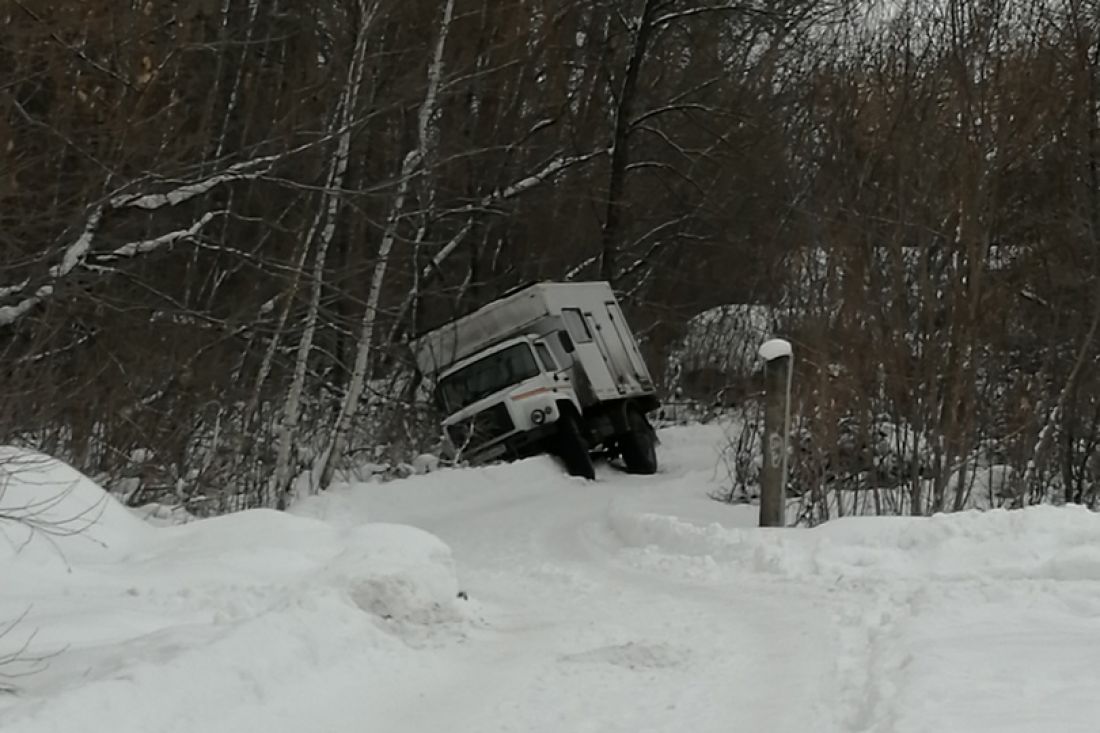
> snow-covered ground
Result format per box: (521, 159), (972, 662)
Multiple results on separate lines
(3, 426), (1100, 732)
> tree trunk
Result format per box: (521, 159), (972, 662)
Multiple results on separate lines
(317, 0), (457, 488)
(272, 0), (376, 508)
(600, 0), (656, 285)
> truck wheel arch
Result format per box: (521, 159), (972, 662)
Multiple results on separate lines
(618, 406), (659, 475)
(609, 399), (637, 436)
(553, 409), (596, 480)
(555, 398), (591, 439)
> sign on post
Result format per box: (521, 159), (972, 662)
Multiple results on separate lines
(757, 339), (793, 528)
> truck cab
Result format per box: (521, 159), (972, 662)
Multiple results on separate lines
(435, 334), (577, 463)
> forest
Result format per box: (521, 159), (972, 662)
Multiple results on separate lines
(2, 0), (1098, 520)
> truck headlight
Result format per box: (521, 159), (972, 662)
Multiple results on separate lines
(531, 408), (546, 425)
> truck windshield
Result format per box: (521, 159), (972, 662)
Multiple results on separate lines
(437, 343), (540, 413)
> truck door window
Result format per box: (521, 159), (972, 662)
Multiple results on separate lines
(534, 342), (556, 371)
(561, 308), (593, 343)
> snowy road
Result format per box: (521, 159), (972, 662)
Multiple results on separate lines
(361, 461), (831, 731)
(6, 425), (1100, 733)
(289, 426), (844, 733)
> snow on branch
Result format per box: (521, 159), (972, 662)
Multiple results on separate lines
(108, 153), (282, 210)
(387, 149), (605, 345)
(652, 3), (771, 27)
(419, 149), (606, 278)
(485, 149), (607, 203)
(429, 150), (606, 270)
(422, 148), (607, 281)
(0, 279), (30, 301)
(48, 207), (105, 278)
(565, 255), (599, 281)
(0, 211), (226, 327)
(102, 211), (224, 260)
(0, 150), (283, 328)
(420, 218), (473, 279)
(0, 285), (57, 327)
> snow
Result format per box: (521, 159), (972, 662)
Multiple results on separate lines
(0, 451), (463, 732)
(4, 425), (1100, 731)
(0, 447), (154, 564)
(758, 337), (792, 361)
(667, 302), (775, 375)
(662, 303), (777, 411)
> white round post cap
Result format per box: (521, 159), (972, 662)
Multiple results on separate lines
(758, 338), (792, 362)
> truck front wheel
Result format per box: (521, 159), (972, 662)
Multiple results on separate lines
(619, 409), (658, 475)
(554, 412), (595, 480)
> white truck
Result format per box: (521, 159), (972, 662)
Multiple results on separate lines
(411, 281), (660, 479)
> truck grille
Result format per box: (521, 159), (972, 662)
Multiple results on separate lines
(447, 403), (514, 451)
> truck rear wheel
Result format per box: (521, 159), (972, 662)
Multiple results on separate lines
(555, 412), (595, 480)
(619, 409), (658, 475)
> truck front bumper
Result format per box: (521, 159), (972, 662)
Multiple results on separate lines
(462, 423), (560, 465)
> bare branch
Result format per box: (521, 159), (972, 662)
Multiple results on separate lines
(0, 212), (226, 327)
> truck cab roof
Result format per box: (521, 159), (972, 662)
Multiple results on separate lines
(437, 334), (538, 381)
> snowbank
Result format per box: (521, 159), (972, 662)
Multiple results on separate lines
(0, 446), (154, 564)
(320, 523), (461, 625)
(0, 449), (466, 733)
(595, 443), (1100, 733)
(6, 424), (1100, 733)
(609, 499), (1100, 584)
(666, 303), (775, 378)
(295, 452), (576, 529)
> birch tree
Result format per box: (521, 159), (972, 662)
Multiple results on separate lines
(313, 0), (458, 491)
(271, 0), (378, 507)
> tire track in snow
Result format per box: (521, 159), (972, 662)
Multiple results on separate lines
(362, 452), (843, 733)
(830, 583), (921, 733)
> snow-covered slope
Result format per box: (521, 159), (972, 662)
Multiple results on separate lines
(0, 452), (464, 733)
(0, 447), (155, 564)
(3, 426), (1100, 732)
